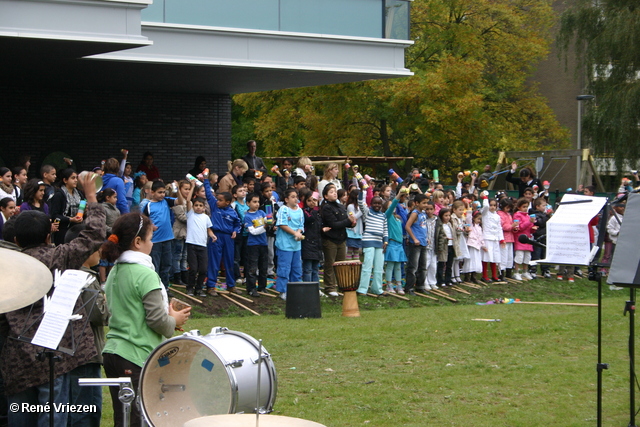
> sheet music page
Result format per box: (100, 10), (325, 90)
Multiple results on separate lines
(545, 223), (590, 265)
(540, 194), (607, 266)
(47, 270), (91, 315)
(31, 270), (92, 350)
(31, 312), (71, 349)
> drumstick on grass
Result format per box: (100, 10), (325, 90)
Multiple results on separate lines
(449, 286), (471, 295)
(387, 292), (410, 301)
(414, 292), (439, 301)
(217, 290), (254, 304)
(170, 287), (203, 304)
(220, 293), (261, 316)
(225, 286), (269, 301)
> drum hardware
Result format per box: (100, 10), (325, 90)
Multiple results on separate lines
(160, 384), (186, 393)
(79, 377), (134, 427)
(251, 354), (271, 364)
(226, 359), (244, 368)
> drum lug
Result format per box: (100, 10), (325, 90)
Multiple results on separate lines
(251, 354), (271, 364)
(185, 329), (201, 337)
(226, 359), (244, 368)
(211, 327), (229, 336)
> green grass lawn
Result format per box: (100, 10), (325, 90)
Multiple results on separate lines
(100, 278), (637, 426)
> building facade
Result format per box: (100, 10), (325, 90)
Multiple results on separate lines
(0, 0), (412, 178)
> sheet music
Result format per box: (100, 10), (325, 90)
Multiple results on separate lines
(545, 223), (590, 265)
(32, 270), (92, 350)
(539, 194), (607, 266)
(31, 312), (71, 349)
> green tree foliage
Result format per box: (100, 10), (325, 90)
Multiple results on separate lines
(234, 0), (569, 177)
(558, 0), (640, 171)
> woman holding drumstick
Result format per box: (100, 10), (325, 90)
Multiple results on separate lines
(101, 213), (191, 427)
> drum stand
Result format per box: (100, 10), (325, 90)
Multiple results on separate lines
(79, 378), (135, 427)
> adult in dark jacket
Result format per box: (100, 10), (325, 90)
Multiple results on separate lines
(320, 184), (356, 296)
(102, 158), (129, 214)
(505, 161), (542, 198)
(242, 140), (266, 178)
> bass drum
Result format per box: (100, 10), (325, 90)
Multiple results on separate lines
(139, 327), (277, 427)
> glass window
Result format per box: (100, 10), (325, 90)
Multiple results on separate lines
(141, 0), (410, 40)
(384, 0), (410, 40)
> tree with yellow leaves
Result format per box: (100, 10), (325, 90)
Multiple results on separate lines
(234, 0), (569, 179)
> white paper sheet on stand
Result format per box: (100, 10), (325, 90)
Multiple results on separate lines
(32, 269), (92, 350)
(537, 194), (606, 266)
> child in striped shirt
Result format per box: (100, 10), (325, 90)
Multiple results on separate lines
(356, 194), (388, 296)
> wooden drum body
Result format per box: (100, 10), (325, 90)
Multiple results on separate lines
(333, 261), (361, 317)
(333, 261), (362, 292)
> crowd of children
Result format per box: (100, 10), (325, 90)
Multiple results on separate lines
(0, 153), (632, 302)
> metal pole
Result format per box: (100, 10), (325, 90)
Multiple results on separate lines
(576, 95), (595, 189)
(630, 288), (636, 427)
(577, 100), (582, 188)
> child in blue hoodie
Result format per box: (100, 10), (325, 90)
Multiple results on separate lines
(203, 177), (241, 294)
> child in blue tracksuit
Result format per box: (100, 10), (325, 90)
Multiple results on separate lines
(275, 188), (305, 299)
(204, 178), (241, 294)
(244, 193), (268, 297)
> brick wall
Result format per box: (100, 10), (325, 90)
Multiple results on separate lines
(0, 86), (232, 180)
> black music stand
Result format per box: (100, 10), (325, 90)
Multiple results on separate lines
(13, 286), (97, 427)
(607, 193), (640, 427)
(533, 195), (610, 426)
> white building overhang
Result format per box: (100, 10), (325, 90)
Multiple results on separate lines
(0, 0), (152, 59)
(83, 22), (414, 94)
(1, 1), (413, 94)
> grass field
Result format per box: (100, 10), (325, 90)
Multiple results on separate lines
(100, 278), (639, 426)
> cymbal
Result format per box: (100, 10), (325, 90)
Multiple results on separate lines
(183, 414), (326, 427)
(0, 248), (53, 314)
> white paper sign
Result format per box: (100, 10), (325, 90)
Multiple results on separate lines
(538, 194), (607, 266)
(32, 269), (92, 350)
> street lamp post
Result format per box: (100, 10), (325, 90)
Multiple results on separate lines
(576, 95), (595, 188)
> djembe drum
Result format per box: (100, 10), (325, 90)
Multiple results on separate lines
(333, 260), (362, 317)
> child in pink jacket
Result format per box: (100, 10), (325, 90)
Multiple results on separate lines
(512, 198), (537, 281)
